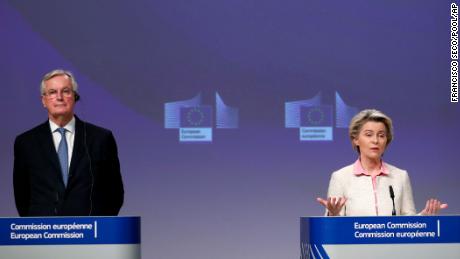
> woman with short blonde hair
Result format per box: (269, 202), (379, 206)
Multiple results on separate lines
(317, 109), (447, 216)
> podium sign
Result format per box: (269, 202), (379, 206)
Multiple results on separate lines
(0, 216), (140, 259)
(300, 215), (460, 259)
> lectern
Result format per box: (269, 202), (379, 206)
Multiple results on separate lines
(0, 216), (140, 259)
(300, 215), (460, 259)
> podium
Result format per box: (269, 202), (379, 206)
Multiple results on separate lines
(300, 215), (460, 259)
(0, 216), (140, 259)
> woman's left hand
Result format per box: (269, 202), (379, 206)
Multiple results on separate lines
(420, 199), (448, 215)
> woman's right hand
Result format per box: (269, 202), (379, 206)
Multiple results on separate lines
(316, 197), (347, 216)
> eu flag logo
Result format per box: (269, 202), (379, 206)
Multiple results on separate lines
(300, 105), (333, 127)
(180, 106), (213, 128)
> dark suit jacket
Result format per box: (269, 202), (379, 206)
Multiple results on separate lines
(13, 116), (124, 216)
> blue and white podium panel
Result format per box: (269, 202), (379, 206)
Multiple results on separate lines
(0, 216), (140, 259)
(300, 215), (460, 259)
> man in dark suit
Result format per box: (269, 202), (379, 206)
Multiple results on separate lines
(13, 69), (124, 216)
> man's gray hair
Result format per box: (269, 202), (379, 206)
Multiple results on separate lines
(40, 69), (78, 95)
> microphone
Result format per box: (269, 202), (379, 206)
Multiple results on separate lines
(389, 185), (396, 216)
(83, 120), (94, 216)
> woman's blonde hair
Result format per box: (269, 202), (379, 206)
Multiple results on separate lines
(349, 109), (393, 153)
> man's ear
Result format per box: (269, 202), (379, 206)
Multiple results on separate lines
(41, 95), (47, 108)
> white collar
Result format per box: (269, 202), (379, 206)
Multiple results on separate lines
(49, 117), (76, 134)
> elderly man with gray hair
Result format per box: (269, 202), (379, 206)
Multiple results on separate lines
(13, 69), (124, 216)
